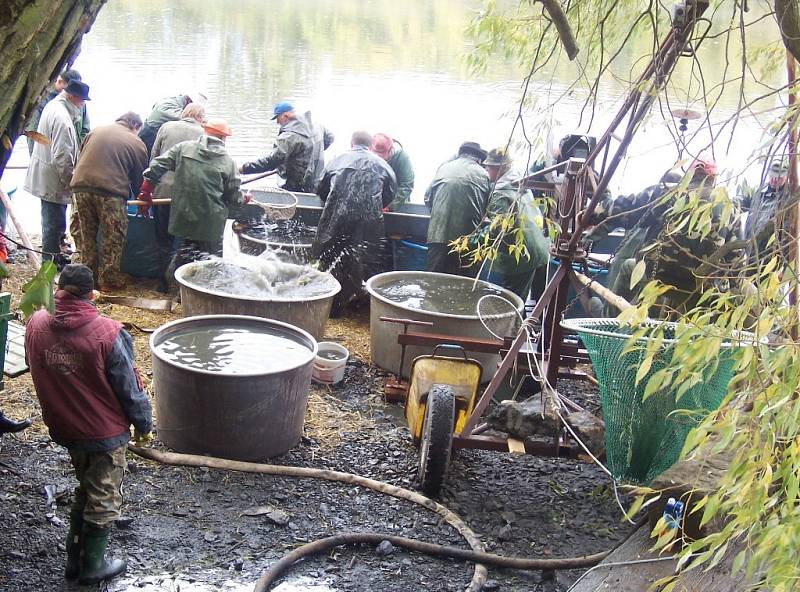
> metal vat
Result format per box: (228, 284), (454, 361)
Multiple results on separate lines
(366, 271), (524, 382)
(174, 260), (340, 341)
(150, 315), (317, 460)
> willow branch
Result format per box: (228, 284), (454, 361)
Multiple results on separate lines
(538, 0), (580, 60)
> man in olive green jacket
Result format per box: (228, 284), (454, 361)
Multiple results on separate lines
(371, 133), (414, 209)
(472, 148), (550, 299)
(424, 142), (490, 276)
(138, 120), (242, 279)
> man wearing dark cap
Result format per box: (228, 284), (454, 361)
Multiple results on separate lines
(26, 69), (91, 154)
(25, 79), (92, 268)
(240, 101), (334, 193)
(25, 264), (152, 585)
(424, 142), (490, 275)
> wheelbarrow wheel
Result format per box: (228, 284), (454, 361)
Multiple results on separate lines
(418, 384), (455, 496)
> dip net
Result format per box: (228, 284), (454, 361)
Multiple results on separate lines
(561, 318), (738, 484)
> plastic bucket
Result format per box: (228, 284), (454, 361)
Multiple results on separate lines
(312, 341), (349, 385)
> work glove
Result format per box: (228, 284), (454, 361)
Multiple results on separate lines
(243, 191), (253, 204)
(136, 180), (154, 219)
(132, 430), (153, 446)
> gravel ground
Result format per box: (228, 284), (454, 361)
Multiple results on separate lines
(0, 258), (631, 591)
(0, 361), (630, 592)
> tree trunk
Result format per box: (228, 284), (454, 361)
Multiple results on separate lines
(776, 0), (800, 66)
(0, 0), (106, 179)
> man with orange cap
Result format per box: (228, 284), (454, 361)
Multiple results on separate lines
(138, 119), (243, 278)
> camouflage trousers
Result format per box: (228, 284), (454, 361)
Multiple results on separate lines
(68, 444), (126, 527)
(71, 191), (128, 288)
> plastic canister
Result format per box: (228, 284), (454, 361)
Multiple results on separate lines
(312, 341), (349, 385)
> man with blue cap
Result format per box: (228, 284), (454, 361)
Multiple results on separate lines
(240, 101), (334, 193)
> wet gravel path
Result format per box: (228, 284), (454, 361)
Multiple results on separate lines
(0, 363), (629, 592)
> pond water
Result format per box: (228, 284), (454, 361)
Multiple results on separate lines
(1, 0), (782, 235)
(154, 325), (311, 373)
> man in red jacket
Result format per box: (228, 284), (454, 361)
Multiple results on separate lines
(25, 264), (152, 585)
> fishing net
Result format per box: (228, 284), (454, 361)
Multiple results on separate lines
(561, 318), (738, 485)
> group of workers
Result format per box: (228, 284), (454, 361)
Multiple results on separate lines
(4, 69), (795, 588)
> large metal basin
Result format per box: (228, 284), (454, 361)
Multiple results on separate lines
(366, 271), (524, 381)
(175, 260), (340, 341)
(150, 315), (317, 460)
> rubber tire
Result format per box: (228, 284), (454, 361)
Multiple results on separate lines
(418, 384), (456, 497)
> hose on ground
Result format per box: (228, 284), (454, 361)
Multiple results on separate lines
(254, 532), (609, 591)
(128, 446), (488, 590)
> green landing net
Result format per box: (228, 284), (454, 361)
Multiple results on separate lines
(560, 318), (737, 485)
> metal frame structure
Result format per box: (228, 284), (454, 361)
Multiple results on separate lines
(387, 0), (710, 457)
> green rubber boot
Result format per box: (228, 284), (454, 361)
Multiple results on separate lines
(64, 510), (83, 579)
(77, 523), (127, 585)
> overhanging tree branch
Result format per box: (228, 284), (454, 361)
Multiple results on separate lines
(538, 0), (580, 60)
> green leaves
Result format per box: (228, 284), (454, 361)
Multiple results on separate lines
(630, 259), (646, 290)
(19, 261), (57, 318)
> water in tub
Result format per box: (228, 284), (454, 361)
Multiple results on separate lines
(155, 325), (310, 373)
(373, 275), (513, 316)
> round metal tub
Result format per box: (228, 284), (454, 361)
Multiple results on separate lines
(150, 315), (317, 460)
(239, 232), (312, 263)
(238, 218), (316, 263)
(366, 271), (524, 382)
(175, 260), (340, 341)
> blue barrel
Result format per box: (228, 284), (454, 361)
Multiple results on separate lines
(392, 239), (428, 271)
(120, 213), (161, 278)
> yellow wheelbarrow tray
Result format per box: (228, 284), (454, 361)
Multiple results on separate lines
(404, 344), (482, 495)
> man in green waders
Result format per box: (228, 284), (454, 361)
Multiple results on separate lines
(470, 148), (551, 300)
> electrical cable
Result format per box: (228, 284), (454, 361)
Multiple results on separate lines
(0, 230), (58, 257)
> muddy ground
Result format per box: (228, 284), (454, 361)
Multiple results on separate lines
(0, 257), (632, 592)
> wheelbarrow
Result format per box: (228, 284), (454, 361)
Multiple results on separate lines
(404, 344), (482, 496)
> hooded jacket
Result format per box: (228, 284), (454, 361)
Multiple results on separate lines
(25, 292), (152, 451)
(24, 94), (81, 204)
(138, 94), (191, 155)
(150, 117), (205, 199)
(313, 145), (397, 250)
(385, 140), (415, 207)
(472, 170), (550, 298)
(144, 135), (243, 242)
(425, 155), (490, 244)
(241, 112), (334, 193)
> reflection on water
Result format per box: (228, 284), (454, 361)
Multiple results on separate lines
(155, 325), (311, 373)
(1, 0), (782, 235)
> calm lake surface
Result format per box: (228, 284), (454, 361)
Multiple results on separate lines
(3, 0), (782, 233)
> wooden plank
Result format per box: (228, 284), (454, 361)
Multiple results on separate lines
(507, 438), (526, 454)
(570, 524), (678, 591)
(572, 525), (751, 591)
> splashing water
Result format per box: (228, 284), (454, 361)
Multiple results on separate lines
(179, 221), (338, 299)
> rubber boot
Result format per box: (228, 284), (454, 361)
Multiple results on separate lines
(0, 412), (31, 435)
(78, 523), (127, 585)
(64, 510), (83, 580)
